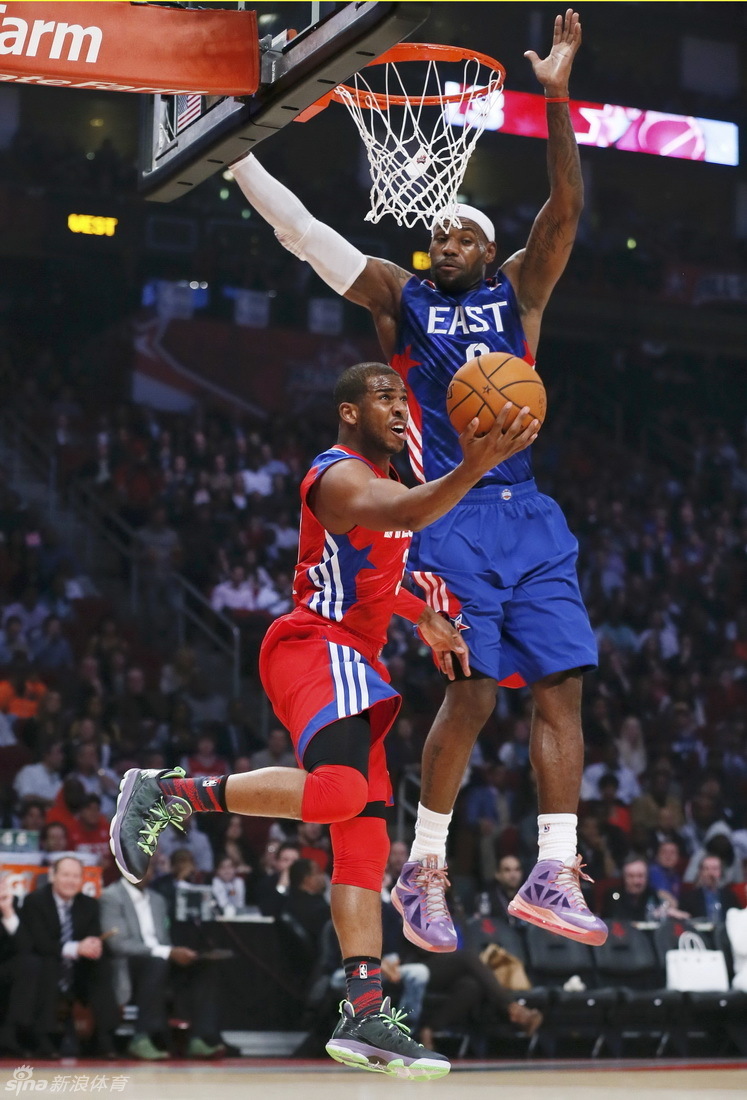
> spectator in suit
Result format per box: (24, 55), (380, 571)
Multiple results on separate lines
(278, 858), (331, 992)
(285, 858), (329, 943)
(0, 873), (20, 1053)
(100, 871), (225, 1060)
(600, 857), (661, 922)
(680, 855), (741, 924)
(12, 855), (118, 1057)
(151, 848), (199, 925)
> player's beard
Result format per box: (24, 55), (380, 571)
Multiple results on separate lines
(432, 263), (484, 295)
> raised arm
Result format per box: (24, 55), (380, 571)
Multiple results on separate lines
(311, 407), (538, 536)
(230, 153), (410, 357)
(502, 9), (584, 355)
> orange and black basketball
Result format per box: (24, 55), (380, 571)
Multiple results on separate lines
(446, 352), (546, 436)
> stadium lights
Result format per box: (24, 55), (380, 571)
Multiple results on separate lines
(412, 251), (430, 271)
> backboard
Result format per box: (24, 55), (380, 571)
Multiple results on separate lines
(140, 2), (429, 202)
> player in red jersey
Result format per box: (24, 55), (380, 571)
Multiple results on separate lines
(110, 362), (536, 1077)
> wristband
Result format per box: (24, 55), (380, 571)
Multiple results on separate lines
(545, 96), (570, 103)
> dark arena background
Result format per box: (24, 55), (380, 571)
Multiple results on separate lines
(0, 2), (746, 1096)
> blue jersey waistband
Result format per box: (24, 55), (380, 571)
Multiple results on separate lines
(460, 478), (538, 505)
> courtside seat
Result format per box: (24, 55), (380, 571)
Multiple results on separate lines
(462, 916), (527, 961)
(523, 923), (598, 988)
(684, 990), (747, 1056)
(523, 924), (613, 1057)
(596, 920), (685, 1056)
(682, 923), (747, 1055)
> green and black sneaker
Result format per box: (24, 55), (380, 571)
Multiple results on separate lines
(325, 997), (451, 1079)
(109, 768), (192, 884)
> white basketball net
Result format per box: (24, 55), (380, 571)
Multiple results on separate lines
(336, 55), (504, 229)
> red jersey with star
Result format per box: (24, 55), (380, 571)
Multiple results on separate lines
(293, 446), (411, 651)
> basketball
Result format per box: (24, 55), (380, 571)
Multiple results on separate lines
(445, 353), (547, 436)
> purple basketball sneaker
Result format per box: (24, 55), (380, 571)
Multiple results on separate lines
(508, 855), (608, 945)
(391, 856), (457, 953)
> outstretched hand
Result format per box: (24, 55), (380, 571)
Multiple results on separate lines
(524, 8), (582, 95)
(458, 404), (539, 479)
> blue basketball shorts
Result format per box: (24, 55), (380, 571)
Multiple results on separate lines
(408, 479), (598, 685)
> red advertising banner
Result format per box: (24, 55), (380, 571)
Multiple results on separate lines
(445, 86), (739, 166)
(0, 2), (259, 95)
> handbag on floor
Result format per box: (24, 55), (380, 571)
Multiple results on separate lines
(480, 943), (532, 991)
(665, 930), (729, 992)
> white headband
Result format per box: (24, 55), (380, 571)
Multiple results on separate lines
(431, 203), (495, 243)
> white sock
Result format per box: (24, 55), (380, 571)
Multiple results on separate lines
(409, 803), (453, 867)
(537, 813), (577, 863)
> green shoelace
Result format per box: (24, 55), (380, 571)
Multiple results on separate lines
(379, 1004), (413, 1037)
(136, 770), (190, 855)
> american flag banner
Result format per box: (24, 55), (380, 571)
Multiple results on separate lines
(176, 93), (202, 132)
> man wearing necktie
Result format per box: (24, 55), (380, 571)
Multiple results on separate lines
(15, 856), (118, 1057)
(100, 868), (225, 1060)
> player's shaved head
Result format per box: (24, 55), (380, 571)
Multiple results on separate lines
(334, 362), (400, 408)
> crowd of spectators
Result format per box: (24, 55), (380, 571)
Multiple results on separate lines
(0, 316), (746, 1056)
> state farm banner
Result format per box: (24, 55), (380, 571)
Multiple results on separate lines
(445, 86), (739, 166)
(0, 2), (259, 95)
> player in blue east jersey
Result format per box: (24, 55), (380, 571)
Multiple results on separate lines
(232, 9), (608, 949)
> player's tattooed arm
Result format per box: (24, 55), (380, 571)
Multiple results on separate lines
(345, 257), (411, 309)
(514, 103), (582, 306)
(345, 257), (413, 359)
(503, 10), (583, 347)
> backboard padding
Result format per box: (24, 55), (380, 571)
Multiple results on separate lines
(140, 2), (428, 202)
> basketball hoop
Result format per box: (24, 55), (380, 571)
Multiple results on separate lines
(327, 43), (505, 230)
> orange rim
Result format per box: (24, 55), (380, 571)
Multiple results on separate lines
(330, 42), (505, 109)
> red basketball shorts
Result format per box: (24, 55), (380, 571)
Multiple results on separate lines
(259, 606), (400, 805)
